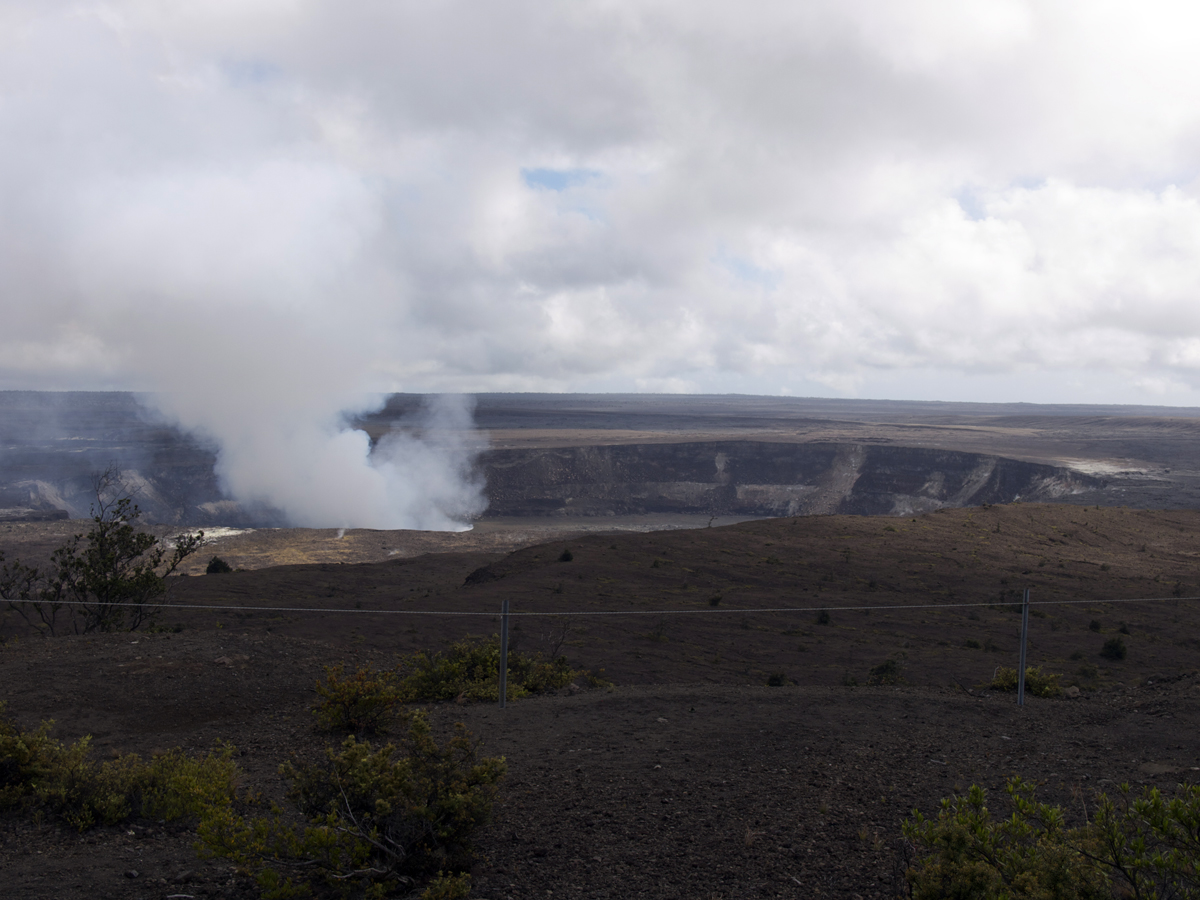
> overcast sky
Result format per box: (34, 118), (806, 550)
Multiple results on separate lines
(5, 1), (1200, 408)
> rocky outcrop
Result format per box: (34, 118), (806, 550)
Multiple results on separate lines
(480, 442), (1101, 518)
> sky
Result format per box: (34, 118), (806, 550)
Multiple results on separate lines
(5, 2), (1200, 525)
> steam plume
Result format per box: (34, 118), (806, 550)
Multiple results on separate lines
(150, 392), (487, 530)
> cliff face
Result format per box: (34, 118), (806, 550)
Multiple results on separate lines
(0, 391), (222, 524)
(480, 441), (1101, 518)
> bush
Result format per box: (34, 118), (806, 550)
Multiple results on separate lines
(206, 556), (233, 574)
(0, 468), (203, 634)
(0, 702), (237, 831)
(558, 548), (573, 562)
(396, 636), (606, 704)
(1100, 636), (1127, 660)
(964, 639), (982, 649)
(987, 666), (1062, 698)
(904, 778), (1200, 900)
(422, 872), (473, 900)
(313, 665), (402, 734)
(816, 609), (831, 625)
(866, 658), (904, 685)
(904, 778), (1104, 899)
(199, 711), (504, 899)
(766, 672), (787, 687)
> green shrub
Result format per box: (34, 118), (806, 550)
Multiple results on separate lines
(766, 672), (787, 687)
(1100, 636), (1127, 660)
(987, 666), (1063, 698)
(313, 664), (402, 734)
(905, 778), (1200, 900)
(205, 556), (233, 574)
(866, 658), (904, 685)
(199, 711), (504, 899)
(422, 872), (472, 900)
(964, 639), (982, 649)
(0, 702), (237, 831)
(133, 746), (240, 822)
(558, 548), (573, 562)
(396, 636), (605, 704)
(816, 609), (831, 625)
(904, 778), (1108, 899)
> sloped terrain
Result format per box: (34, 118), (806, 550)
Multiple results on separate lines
(1, 504), (1199, 899)
(0, 631), (1196, 899)
(6, 504), (1200, 689)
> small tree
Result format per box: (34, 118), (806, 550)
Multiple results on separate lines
(0, 469), (203, 635)
(205, 556), (233, 574)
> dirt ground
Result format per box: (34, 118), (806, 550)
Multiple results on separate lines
(0, 514), (761, 575)
(2, 504), (1200, 899)
(0, 628), (1197, 900)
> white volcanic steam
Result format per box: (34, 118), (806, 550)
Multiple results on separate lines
(151, 392), (487, 530)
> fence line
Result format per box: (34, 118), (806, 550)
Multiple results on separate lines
(4, 593), (1198, 618)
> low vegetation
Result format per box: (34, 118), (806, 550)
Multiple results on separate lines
(987, 665), (1063, 698)
(1, 681), (504, 900)
(1100, 636), (1128, 660)
(866, 657), (905, 685)
(0, 702), (236, 831)
(313, 664), (403, 734)
(394, 635), (606, 704)
(905, 777), (1200, 899)
(199, 710), (504, 900)
(310, 637), (607, 737)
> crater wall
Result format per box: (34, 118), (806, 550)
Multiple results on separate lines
(480, 441), (1100, 518)
(0, 391), (1141, 526)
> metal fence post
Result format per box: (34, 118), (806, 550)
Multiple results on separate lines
(499, 599), (510, 709)
(1017, 587), (1030, 706)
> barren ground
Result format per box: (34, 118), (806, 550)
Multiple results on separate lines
(2, 504), (1200, 899)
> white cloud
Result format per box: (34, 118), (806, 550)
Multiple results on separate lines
(3, 1), (1200, 519)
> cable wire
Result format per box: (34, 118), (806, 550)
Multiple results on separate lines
(3, 594), (1197, 618)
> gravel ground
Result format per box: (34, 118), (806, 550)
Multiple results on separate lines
(0, 629), (1197, 899)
